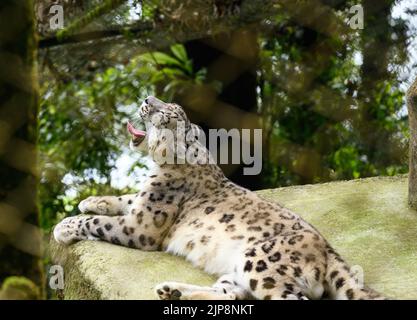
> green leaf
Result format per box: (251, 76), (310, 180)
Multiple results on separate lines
(150, 71), (166, 83)
(170, 44), (188, 63)
(161, 67), (186, 78)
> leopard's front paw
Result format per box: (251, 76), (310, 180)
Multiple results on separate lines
(155, 282), (183, 300)
(78, 196), (111, 215)
(53, 216), (96, 245)
(78, 196), (97, 213)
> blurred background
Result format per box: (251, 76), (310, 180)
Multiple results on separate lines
(0, 0), (416, 298)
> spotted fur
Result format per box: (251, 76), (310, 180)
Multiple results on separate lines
(54, 96), (386, 300)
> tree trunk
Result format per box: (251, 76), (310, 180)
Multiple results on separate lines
(182, 30), (263, 190)
(407, 78), (417, 209)
(359, 0), (394, 162)
(0, 0), (43, 297)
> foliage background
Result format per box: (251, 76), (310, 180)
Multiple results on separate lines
(36, 0), (416, 231)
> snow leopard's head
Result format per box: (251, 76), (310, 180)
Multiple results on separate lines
(128, 96), (206, 165)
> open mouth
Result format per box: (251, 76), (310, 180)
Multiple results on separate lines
(127, 121), (146, 146)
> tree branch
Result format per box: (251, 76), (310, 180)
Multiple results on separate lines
(39, 22), (154, 48)
(38, 0), (350, 50)
(55, 0), (129, 40)
(39, 0), (278, 49)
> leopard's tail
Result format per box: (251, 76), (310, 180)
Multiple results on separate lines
(324, 246), (387, 300)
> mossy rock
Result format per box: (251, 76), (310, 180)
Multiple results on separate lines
(50, 175), (417, 299)
(49, 239), (215, 299)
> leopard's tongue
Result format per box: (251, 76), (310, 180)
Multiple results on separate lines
(127, 121), (146, 138)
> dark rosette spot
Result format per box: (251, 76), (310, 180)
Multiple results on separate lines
(255, 260), (268, 272)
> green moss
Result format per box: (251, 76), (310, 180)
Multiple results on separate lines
(50, 238), (215, 299)
(0, 276), (40, 300)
